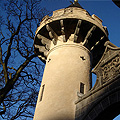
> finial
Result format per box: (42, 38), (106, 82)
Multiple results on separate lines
(74, 0), (78, 3)
(68, 0), (83, 9)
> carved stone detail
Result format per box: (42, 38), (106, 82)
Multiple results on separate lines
(101, 55), (120, 83)
(34, 34), (51, 61)
(37, 34), (51, 51)
(46, 24), (58, 45)
(92, 41), (120, 89)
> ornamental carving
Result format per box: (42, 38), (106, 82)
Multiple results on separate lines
(101, 55), (120, 83)
(92, 41), (120, 89)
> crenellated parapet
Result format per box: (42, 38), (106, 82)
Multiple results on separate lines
(34, 6), (109, 67)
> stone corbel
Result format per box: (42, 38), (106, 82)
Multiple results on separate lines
(34, 45), (48, 56)
(74, 19), (82, 42)
(37, 34), (51, 51)
(46, 24), (58, 45)
(90, 36), (105, 51)
(60, 19), (66, 42)
(82, 25), (96, 46)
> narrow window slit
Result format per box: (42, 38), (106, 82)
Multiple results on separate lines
(40, 84), (45, 102)
(80, 82), (84, 94)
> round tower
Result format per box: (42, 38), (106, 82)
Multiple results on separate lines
(33, 1), (108, 120)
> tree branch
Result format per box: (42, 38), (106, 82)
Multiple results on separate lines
(0, 54), (37, 104)
(0, 32), (4, 65)
(3, 17), (33, 84)
(0, 102), (6, 115)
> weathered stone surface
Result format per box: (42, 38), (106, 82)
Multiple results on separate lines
(92, 41), (120, 89)
(75, 75), (120, 120)
(34, 44), (92, 120)
(33, 1), (120, 120)
(75, 46), (120, 120)
(34, 2), (108, 66)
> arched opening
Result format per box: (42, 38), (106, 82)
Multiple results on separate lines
(92, 73), (97, 88)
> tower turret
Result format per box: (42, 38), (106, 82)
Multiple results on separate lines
(33, 1), (108, 120)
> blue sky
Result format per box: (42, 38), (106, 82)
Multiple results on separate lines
(40, 0), (120, 119)
(0, 0), (119, 119)
(41, 0), (120, 47)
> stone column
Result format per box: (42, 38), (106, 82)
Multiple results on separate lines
(33, 43), (92, 120)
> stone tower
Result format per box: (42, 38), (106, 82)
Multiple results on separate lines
(33, 1), (108, 120)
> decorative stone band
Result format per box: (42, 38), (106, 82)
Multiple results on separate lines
(47, 43), (92, 60)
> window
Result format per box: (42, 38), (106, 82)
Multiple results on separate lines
(80, 82), (84, 94)
(40, 84), (45, 102)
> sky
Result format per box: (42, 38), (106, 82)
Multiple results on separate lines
(40, 0), (120, 120)
(41, 0), (120, 47)
(0, 0), (119, 120)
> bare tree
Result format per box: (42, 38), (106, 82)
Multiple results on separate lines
(0, 0), (50, 119)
